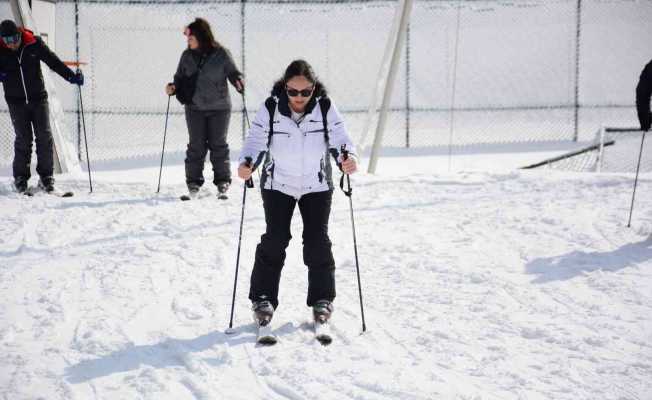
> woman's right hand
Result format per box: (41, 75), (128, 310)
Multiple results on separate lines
(238, 162), (253, 180)
(165, 83), (176, 96)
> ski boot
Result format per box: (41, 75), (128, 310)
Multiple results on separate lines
(312, 299), (334, 324)
(14, 176), (28, 194)
(38, 176), (55, 193)
(217, 182), (230, 200)
(252, 299), (274, 326)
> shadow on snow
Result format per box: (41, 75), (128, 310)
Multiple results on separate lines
(525, 237), (652, 283)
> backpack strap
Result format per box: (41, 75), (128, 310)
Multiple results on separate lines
(264, 96), (337, 163)
(318, 96), (331, 143)
(264, 96), (276, 148)
(319, 96), (343, 172)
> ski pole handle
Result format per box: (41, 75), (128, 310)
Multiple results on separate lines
(244, 157), (254, 188)
(340, 144), (349, 163)
(339, 144), (352, 196)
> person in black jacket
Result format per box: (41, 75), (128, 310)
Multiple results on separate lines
(165, 18), (244, 198)
(636, 60), (652, 132)
(0, 20), (83, 194)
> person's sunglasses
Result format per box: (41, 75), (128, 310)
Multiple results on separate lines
(1, 34), (20, 45)
(286, 86), (313, 98)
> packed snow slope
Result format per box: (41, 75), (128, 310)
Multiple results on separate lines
(1, 160), (651, 400)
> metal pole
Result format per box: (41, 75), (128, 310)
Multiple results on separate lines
(78, 81), (93, 192)
(573, 0), (582, 142)
(340, 147), (366, 332)
(241, 0), (246, 142)
(628, 131), (646, 228)
(242, 92), (250, 130)
(226, 157), (254, 334)
(368, 0), (414, 173)
(156, 96), (171, 193)
(226, 183), (247, 333)
(405, 21), (410, 149)
(447, 1), (462, 172)
(346, 175), (366, 333)
(358, 0), (404, 161)
(75, 0), (81, 160)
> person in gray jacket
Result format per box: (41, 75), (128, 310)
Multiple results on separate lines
(238, 59), (358, 326)
(166, 18), (243, 198)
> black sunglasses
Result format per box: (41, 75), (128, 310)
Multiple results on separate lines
(1, 33), (20, 45)
(286, 86), (314, 98)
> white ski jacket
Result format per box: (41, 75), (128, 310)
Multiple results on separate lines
(239, 94), (357, 199)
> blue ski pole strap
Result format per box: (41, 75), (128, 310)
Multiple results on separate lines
(339, 145), (352, 197)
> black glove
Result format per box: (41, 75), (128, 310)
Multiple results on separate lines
(643, 112), (651, 132)
(69, 70), (84, 86)
(0, 71), (7, 82)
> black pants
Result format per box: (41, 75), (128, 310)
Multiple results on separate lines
(8, 99), (54, 181)
(184, 108), (231, 187)
(249, 189), (336, 309)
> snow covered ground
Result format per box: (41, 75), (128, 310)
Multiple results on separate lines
(1, 152), (651, 400)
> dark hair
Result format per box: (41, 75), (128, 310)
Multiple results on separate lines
(272, 59), (327, 97)
(186, 18), (220, 53)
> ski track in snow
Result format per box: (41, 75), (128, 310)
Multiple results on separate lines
(1, 169), (651, 399)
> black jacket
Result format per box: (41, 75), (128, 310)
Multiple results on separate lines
(636, 59), (652, 131)
(0, 29), (76, 104)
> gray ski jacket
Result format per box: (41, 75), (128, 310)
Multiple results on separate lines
(174, 46), (241, 111)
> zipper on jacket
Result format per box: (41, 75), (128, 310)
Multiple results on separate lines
(300, 118), (306, 194)
(17, 47), (29, 104)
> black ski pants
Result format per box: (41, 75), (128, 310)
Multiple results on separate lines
(184, 107), (231, 187)
(8, 99), (54, 181)
(249, 189), (336, 309)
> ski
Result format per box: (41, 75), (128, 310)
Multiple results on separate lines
(217, 192), (228, 200)
(47, 190), (74, 198)
(314, 319), (333, 345)
(180, 191), (201, 201)
(180, 190), (216, 201)
(256, 320), (277, 345)
(26, 187), (73, 197)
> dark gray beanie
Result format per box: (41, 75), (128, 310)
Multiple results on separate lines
(0, 20), (19, 37)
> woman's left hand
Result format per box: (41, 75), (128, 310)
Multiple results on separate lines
(341, 157), (357, 175)
(234, 79), (244, 94)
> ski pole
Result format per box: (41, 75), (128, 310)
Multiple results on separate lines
(240, 90), (260, 182)
(156, 94), (172, 194)
(628, 130), (647, 227)
(226, 157), (254, 334)
(340, 145), (367, 332)
(241, 90), (251, 130)
(77, 68), (93, 193)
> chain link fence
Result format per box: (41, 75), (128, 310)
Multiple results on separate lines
(0, 0), (14, 168)
(1, 0), (651, 167)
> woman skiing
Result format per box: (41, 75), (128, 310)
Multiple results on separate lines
(166, 18), (243, 199)
(238, 59), (358, 335)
